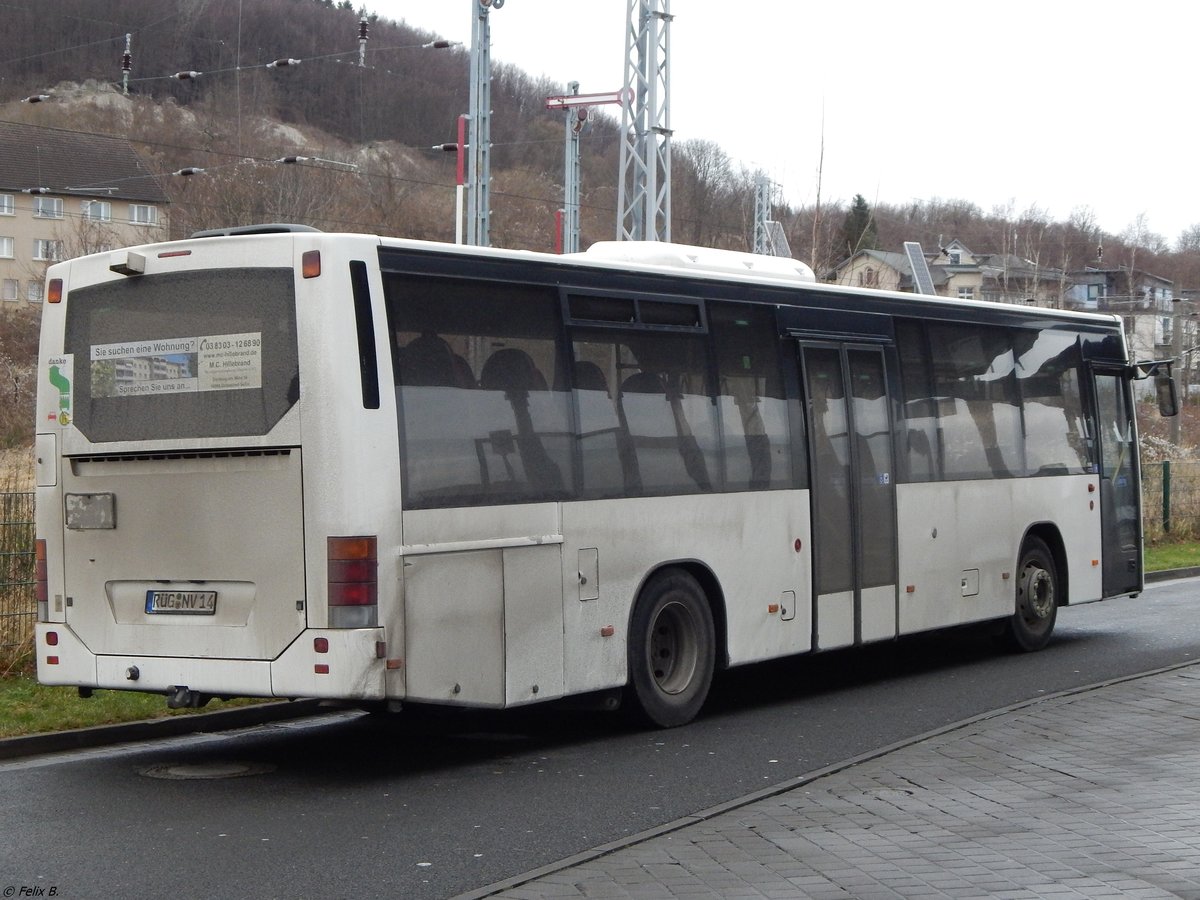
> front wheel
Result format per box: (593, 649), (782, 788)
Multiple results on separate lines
(1006, 536), (1059, 652)
(626, 569), (716, 728)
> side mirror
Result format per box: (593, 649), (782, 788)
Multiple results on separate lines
(1156, 373), (1179, 417)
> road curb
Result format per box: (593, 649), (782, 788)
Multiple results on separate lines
(1146, 565), (1200, 583)
(0, 698), (325, 761)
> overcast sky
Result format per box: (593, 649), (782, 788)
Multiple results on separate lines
(370, 0), (1197, 245)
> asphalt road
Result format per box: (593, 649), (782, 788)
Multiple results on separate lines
(2, 578), (1198, 900)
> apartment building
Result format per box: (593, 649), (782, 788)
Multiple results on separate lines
(0, 121), (168, 310)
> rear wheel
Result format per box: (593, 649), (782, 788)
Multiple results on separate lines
(1006, 536), (1058, 651)
(627, 569), (715, 728)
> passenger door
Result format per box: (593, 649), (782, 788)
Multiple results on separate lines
(1094, 371), (1141, 596)
(800, 343), (898, 649)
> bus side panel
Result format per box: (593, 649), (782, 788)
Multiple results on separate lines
(897, 474), (1102, 634)
(400, 505), (564, 707)
(897, 481), (1010, 632)
(1017, 474), (1103, 605)
(503, 544), (566, 703)
(560, 491), (812, 695)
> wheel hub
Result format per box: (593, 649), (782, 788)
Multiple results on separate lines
(1021, 566), (1054, 619)
(649, 600), (699, 695)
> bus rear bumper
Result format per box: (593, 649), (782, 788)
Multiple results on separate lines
(34, 623), (387, 702)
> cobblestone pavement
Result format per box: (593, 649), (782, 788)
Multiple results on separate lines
(466, 665), (1200, 899)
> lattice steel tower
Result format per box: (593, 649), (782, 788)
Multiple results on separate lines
(753, 174), (791, 257)
(467, 0), (503, 246)
(618, 0), (672, 242)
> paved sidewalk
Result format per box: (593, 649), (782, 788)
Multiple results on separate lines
(467, 664), (1200, 899)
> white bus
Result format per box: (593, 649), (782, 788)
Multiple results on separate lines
(32, 227), (1172, 727)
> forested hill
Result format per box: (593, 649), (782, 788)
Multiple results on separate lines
(0, 0), (631, 250)
(2, 0), (485, 149)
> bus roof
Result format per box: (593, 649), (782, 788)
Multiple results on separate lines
(366, 233), (1120, 330)
(70, 227), (1122, 331)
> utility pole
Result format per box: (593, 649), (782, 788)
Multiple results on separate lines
(560, 83), (583, 254)
(1172, 297), (1184, 446)
(618, 0), (672, 242)
(432, 116), (470, 244)
(467, 0), (502, 247)
(546, 84), (630, 254)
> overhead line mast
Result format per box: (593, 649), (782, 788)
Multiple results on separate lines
(618, 0), (672, 242)
(467, 0), (503, 247)
(545, 84), (630, 254)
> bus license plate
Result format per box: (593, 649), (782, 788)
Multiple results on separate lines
(145, 590), (217, 615)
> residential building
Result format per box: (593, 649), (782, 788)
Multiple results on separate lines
(830, 239), (1067, 306)
(827, 248), (942, 294)
(1066, 265), (1190, 396)
(0, 121), (168, 311)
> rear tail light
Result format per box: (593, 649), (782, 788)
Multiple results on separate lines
(328, 536), (377, 627)
(35, 539), (48, 606)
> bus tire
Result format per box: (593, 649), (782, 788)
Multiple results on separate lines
(1006, 536), (1058, 652)
(626, 568), (715, 728)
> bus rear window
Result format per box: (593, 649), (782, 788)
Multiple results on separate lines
(63, 268), (299, 443)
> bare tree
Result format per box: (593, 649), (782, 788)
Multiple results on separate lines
(672, 139), (736, 247)
(1177, 224), (1200, 254)
(0, 313), (38, 447)
(1121, 213), (1169, 256)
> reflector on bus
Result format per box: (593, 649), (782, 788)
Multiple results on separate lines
(35, 539), (47, 603)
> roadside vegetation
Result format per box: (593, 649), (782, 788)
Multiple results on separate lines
(1144, 538), (1200, 574)
(0, 659), (266, 739)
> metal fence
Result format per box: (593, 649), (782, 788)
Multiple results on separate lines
(1, 491), (35, 658)
(1143, 460), (1200, 541)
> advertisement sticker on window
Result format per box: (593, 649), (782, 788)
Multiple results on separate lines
(89, 333), (262, 397)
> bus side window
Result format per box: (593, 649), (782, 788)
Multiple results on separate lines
(895, 320), (941, 482)
(571, 339), (642, 497)
(928, 323), (1022, 480)
(386, 275), (572, 508)
(709, 302), (796, 491)
(1014, 328), (1089, 476)
(620, 367), (713, 493)
(480, 348), (564, 493)
(400, 332), (469, 387)
(571, 332), (718, 497)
